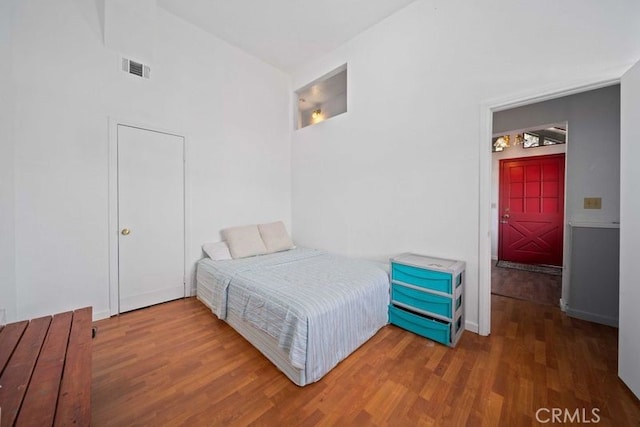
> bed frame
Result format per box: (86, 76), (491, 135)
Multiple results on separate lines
(197, 294), (306, 385)
(195, 250), (390, 387)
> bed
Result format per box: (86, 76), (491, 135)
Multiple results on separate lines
(196, 247), (390, 386)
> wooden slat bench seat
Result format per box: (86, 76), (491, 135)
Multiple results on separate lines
(0, 307), (92, 427)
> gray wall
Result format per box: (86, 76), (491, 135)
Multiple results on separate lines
(568, 226), (619, 326)
(0, 0), (17, 322)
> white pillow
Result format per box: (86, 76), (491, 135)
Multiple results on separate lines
(202, 241), (232, 261)
(258, 221), (295, 253)
(221, 225), (268, 259)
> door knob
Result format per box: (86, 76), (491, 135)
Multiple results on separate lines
(121, 228), (131, 236)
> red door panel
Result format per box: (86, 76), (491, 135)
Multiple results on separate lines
(498, 154), (565, 266)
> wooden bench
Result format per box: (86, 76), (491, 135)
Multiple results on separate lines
(0, 307), (92, 427)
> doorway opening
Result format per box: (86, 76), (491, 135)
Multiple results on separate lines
(490, 124), (567, 306)
(480, 82), (621, 336)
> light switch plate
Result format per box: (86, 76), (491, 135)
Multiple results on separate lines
(584, 197), (602, 209)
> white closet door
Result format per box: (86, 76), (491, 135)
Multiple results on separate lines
(117, 125), (185, 313)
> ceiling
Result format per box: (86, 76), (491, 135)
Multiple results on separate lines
(157, 0), (417, 73)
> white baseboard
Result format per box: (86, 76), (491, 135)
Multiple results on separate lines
(465, 319), (479, 334)
(93, 309), (111, 321)
(120, 286), (185, 313)
(566, 307), (618, 327)
(559, 298), (568, 311)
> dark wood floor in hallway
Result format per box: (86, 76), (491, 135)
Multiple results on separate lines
(491, 263), (562, 307)
(91, 297), (639, 426)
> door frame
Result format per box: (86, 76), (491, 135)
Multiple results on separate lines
(108, 118), (190, 316)
(478, 74), (622, 336)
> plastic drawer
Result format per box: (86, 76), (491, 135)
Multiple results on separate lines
(388, 304), (451, 345)
(391, 263), (452, 294)
(391, 284), (452, 319)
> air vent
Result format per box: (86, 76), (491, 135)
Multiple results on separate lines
(121, 58), (150, 79)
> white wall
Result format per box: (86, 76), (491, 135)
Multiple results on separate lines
(0, 0), (18, 322)
(8, 0), (291, 321)
(291, 0), (640, 331)
(619, 60), (640, 398)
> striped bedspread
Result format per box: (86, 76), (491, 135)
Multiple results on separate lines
(197, 248), (390, 383)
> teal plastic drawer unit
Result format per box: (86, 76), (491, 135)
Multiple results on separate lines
(388, 305), (450, 344)
(391, 263), (452, 293)
(389, 253), (465, 347)
(391, 283), (452, 319)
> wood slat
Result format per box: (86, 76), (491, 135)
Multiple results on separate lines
(53, 307), (92, 427)
(0, 320), (28, 376)
(16, 311), (73, 427)
(0, 316), (51, 427)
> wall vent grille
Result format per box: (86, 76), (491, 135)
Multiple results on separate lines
(121, 58), (150, 79)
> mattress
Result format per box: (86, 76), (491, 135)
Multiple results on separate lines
(196, 247), (390, 385)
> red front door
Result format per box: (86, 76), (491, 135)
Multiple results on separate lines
(498, 154), (565, 266)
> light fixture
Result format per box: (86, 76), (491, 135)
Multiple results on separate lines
(493, 135), (510, 151)
(311, 109), (322, 119)
(514, 134), (524, 145)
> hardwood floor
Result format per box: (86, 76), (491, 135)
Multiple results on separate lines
(491, 264), (561, 306)
(92, 297), (640, 426)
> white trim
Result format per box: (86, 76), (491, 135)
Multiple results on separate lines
(566, 307), (618, 328)
(568, 221), (620, 229)
(183, 133), (193, 297)
(559, 298), (568, 312)
(492, 121), (568, 138)
(485, 77), (621, 114)
(478, 74), (623, 337)
(108, 118), (190, 316)
(464, 320), (479, 334)
(93, 309), (111, 321)
(108, 119), (118, 316)
(478, 97), (493, 337)
(119, 287), (185, 313)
